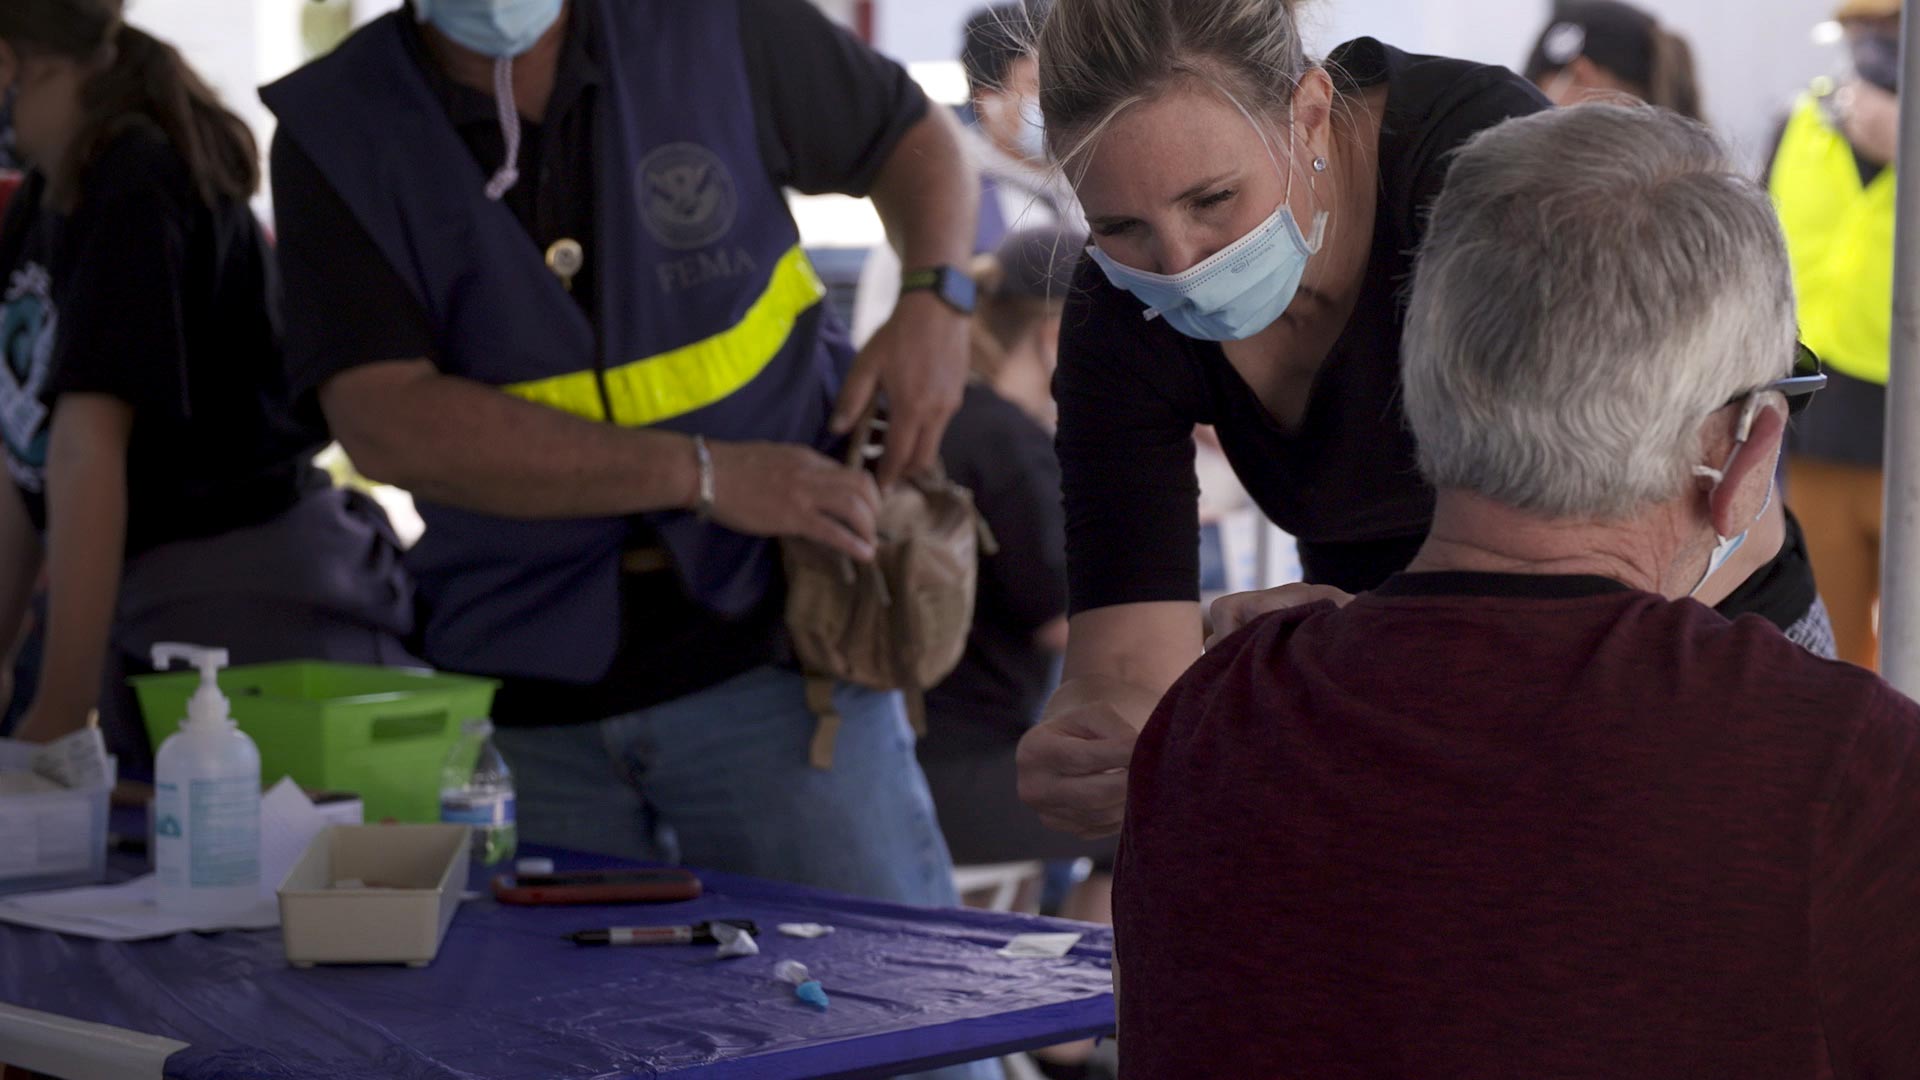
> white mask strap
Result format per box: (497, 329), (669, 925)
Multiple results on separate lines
(485, 56), (522, 201)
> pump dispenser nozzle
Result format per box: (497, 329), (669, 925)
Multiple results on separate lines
(151, 643), (233, 731)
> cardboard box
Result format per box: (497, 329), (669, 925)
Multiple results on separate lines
(278, 824), (468, 968)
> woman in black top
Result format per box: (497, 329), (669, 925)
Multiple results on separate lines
(0, 0), (412, 768)
(1019, 0), (1828, 839)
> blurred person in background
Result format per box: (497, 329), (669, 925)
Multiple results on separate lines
(925, 226), (1112, 1079)
(923, 226), (1113, 890)
(852, 2), (1081, 343)
(0, 0), (413, 770)
(1524, 0), (1704, 121)
(1773, 0), (1903, 670)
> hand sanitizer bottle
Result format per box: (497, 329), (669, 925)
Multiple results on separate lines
(152, 644), (261, 918)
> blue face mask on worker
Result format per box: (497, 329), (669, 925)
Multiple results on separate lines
(1689, 393), (1775, 597)
(414, 0), (562, 58)
(413, 0), (559, 198)
(1086, 107), (1329, 343)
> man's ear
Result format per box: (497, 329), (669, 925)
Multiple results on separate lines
(1707, 399), (1786, 538)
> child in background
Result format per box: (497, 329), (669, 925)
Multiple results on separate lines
(0, 0), (413, 773)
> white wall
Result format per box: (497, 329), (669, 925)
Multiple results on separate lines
(119, 0), (1848, 207)
(873, 0), (1844, 169)
(1306, 0), (1842, 168)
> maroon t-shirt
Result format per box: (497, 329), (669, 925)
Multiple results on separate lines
(1116, 572), (1920, 1079)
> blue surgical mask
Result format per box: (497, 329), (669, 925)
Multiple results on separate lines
(1015, 97), (1047, 163)
(415, 0), (562, 58)
(1086, 114), (1328, 342)
(1088, 202), (1326, 342)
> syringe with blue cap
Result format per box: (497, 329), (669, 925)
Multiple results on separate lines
(774, 959), (830, 1009)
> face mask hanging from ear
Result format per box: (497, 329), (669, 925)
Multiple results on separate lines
(1086, 102), (1331, 342)
(1689, 395), (1775, 597)
(414, 0), (562, 199)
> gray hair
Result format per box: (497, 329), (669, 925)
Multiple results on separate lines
(1401, 103), (1797, 520)
(1034, 0), (1310, 173)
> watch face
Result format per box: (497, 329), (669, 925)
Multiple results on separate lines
(938, 266), (977, 313)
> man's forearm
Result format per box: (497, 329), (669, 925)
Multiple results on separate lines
(324, 363), (700, 519)
(870, 107), (979, 270)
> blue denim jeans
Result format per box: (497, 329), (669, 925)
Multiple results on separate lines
(491, 666), (960, 905)
(492, 667), (994, 1079)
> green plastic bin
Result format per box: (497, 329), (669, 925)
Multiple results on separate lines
(132, 662), (499, 824)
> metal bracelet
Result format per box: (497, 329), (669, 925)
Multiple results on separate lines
(692, 435), (716, 521)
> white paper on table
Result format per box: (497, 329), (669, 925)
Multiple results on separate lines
(997, 932), (1084, 958)
(0, 776), (329, 941)
(0, 875), (279, 941)
(259, 777), (329, 898)
(28, 728), (112, 791)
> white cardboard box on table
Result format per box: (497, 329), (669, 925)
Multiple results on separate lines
(277, 823), (468, 968)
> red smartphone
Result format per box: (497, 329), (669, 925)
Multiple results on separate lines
(492, 868), (703, 906)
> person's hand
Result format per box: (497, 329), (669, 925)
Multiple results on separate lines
(1205, 583), (1354, 649)
(832, 291), (969, 488)
(1017, 704), (1137, 839)
(1841, 79), (1901, 166)
(1017, 676), (1164, 838)
(706, 440), (881, 562)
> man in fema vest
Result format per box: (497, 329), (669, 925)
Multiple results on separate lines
(264, 0), (986, 941)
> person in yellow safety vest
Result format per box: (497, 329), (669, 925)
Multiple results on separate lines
(1771, 0), (1903, 670)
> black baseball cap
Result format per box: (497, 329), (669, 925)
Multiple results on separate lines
(1525, 0), (1659, 91)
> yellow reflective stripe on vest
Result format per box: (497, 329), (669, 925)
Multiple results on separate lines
(503, 244), (826, 426)
(1769, 95), (1897, 386)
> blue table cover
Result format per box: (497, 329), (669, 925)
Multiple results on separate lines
(0, 846), (1114, 1079)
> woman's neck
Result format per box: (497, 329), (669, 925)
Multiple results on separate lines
(1215, 84), (1387, 427)
(1309, 83), (1388, 306)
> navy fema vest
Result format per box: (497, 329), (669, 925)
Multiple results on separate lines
(263, 0), (849, 683)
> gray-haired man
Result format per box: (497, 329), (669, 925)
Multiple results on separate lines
(1114, 103), (1920, 1078)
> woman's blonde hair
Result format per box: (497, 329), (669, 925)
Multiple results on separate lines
(1034, 0), (1311, 172)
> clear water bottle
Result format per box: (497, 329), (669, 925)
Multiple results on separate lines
(439, 718), (517, 870)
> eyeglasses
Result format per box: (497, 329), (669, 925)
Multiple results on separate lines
(1724, 341), (1827, 418)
